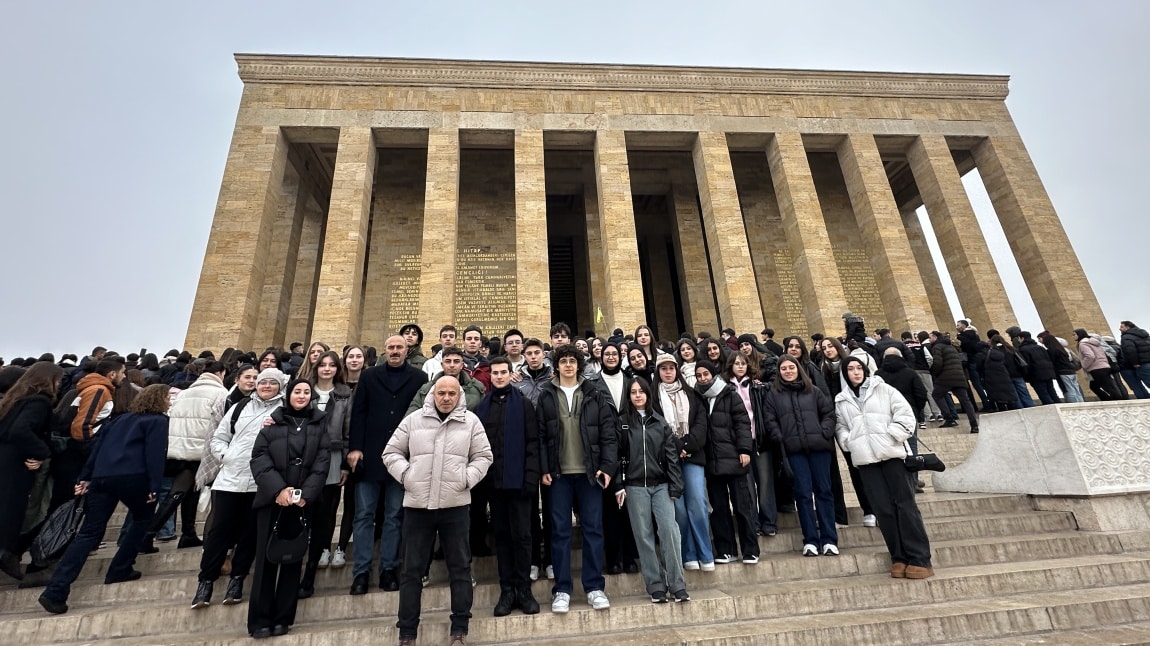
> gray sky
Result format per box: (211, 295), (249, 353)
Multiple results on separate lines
(2, 1), (1145, 360)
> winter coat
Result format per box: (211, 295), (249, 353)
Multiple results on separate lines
(250, 406), (331, 509)
(834, 376), (915, 467)
(875, 355), (929, 413)
(349, 363), (428, 482)
(407, 371), (485, 416)
(874, 338), (914, 366)
(699, 381), (753, 477)
(477, 386), (541, 492)
(71, 373), (115, 441)
(617, 411), (683, 498)
(513, 365), (553, 406)
(980, 347), (1017, 403)
(1018, 339), (1056, 381)
(930, 338), (968, 389)
(166, 373), (229, 461)
(1120, 326), (1150, 367)
(317, 383), (353, 485)
(383, 389), (493, 510)
(537, 378), (619, 484)
(209, 392), (283, 493)
(1048, 346), (1077, 376)
(956, 329), (987, 365)
(80, 412), (168, 495)
(406, 347), (428, 371)
(761, 380), (836, 455)
(660, 384), (709, 467)
(0, 395), (53, 461)
(1078, 337), (1112, 373)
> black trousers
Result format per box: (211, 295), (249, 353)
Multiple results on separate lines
(248, 506), (305, 634)
(933, 383), (979, 428)
(858, 459), (932, 568)
(530, 483), (552, 568)
(830, 444), (873, 522)
(397, 506), (473, 640)
(198, 490), (258, 581)
(470, 478), (492, 555)
(308, 484), (342, 563)
(602, 486), (638, 567)
(1088, 369), (1122, 401)
(706, 473), (759, 559)
(490, 488), (533, 589)
(0, 446), (36, 554)
(48, 441), (91, 511)
(337, 475), (356, 550)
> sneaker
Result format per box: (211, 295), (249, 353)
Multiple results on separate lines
(940, 419), (959, 428)
(822, 544), (839, 556)
(530, 565), (540, 581)
(683, 561), (700, 571)
(545, 565), (555, 580)
(742, 554), (759, 565)
(919, 422), (927, 429)
(713, 554), (736, 564)
(471, 575), (477, 588)
(330, 548), (346, 567)
(421, 575), (430, 587)
(551, 591), (570, 613)
(862, 514), (877, 527)
(317, 549), (331, 568)
(766, 528), (778, 537)
(673, 589), (691, 603)
(587, 589), (610, 610)
(700, 562), (715, 572)
(650, 591), (668, 604)
(802, 544), (818, 557)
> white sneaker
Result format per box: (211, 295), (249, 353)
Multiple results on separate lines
(713, 554), (736, 564)
(317, 549), (331, 568)
(530, 565), (540, 581)
(683, 561), (701, 571)
(700, 562), (715, 572)
(822, 544), (840, 556)
(742, 554), (759, 565)
(331, 548), (346, 567)
(587, 590), (610, 610)
(545, 565), (555, 580)
(551, 591), (570, 613)
(421, 575), (430, 587)
(802, 544), (818, 557)
(862, 514), (877, 528)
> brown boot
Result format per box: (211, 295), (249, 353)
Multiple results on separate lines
(905, 565), (934, 579)
(890, 562), (907, 578)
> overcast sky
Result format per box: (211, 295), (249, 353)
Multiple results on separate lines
(2, 1), (1145, 360)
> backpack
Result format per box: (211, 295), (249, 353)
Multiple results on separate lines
(194, 396), (250, 489)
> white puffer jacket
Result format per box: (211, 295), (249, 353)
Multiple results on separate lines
(209, 392), (283, 493)
(166, 373), (229, 461)
(834, 375), (915, 467)
(382, 389), (492, 510)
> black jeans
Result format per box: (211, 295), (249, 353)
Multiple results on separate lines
(308, 484), (342, 563)
(530, 483), (552, 568)
(858, 459), (932, 568)
(470, 478), (492, 555)
(198, 490), (258, 581)
(490, 488), (533, 589)
(248, 506), (305, 634)
(706, 473), (759, 559)
(933, 383), (979, 428)
(602, 485), (638, 568)
(397, 506), (473, 639)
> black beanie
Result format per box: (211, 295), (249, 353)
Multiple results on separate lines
(696, 359), (719, 377)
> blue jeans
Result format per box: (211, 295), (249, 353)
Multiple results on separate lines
(1058, 374), (1084, 403)
(673, 463), (713, 564)
(1123, 366), (1150, 399)
(624, 483), (685, 595)
(352, 477), (404, 576)
(1012, 378), (1035, 408)
(44, 475), (155, 603)
(549, 474), (605, 595)
(788, 451), (838, 548)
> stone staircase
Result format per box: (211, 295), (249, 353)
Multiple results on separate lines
(4, 424), (1150, 645)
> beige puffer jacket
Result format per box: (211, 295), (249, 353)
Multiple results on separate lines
(166, 373), (229, 461)
(383, 388), (492, 510)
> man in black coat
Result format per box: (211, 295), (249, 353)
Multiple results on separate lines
(1119, 321), (1150, 399)
(929, 333), (980, 432)
(956, 320), (990, 411)
(347, 335), (428, 595)
(1016, 331), (1059, 405)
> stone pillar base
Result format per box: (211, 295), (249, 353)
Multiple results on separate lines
(1032, 494), (1150, 532)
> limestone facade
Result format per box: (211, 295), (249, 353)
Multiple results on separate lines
(185, 55), (1107, 352)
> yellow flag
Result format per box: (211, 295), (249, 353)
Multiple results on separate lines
(596, 306), (603, 324)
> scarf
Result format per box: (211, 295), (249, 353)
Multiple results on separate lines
(476, 385), (526, 490)
(695, 376), (727, 400)
(659, 380), (692, 438)
(601, 361), (622, 376)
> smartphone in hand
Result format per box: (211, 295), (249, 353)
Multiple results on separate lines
(595, 472), (608, 489)
(290, 488), (302, 504)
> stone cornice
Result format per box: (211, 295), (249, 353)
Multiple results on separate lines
(235, 54), (1009, 100)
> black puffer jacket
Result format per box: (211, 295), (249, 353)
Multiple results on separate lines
(930, 337), (968, 389)
(1121, 326), (1150, 367)
(761, 381), (836, 455)
(696, 380), (752, 477)
(980, 346), (1017, 404)
(617, 411), (683, 498)
(251, 406), (331, 509)
(536, 378), (619, 484)
(1018, 339), (1056, 381)
(875, 355), (929, 413)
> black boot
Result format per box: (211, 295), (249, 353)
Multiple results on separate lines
(379, 568), (398, 591)
(138, 533), (159, 555)
(0, 551), (23, 580)
(494, 585), (516, 616)
(223, 575), (245, 605)
(191, 580), (213, 609)
(178, 534), (203, 549)
(517, 585), (540, 615)
(350, 572), (369, 595)
(298, 562), (317, 599)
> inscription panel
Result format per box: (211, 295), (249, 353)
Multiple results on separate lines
(386, 253), (422, 332)
(454, 246), (518, 330)
(834, 247), (887, 332)
(772, 248), (808, 336)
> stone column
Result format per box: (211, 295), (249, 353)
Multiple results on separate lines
(907, 135), (1016, 332)
(254, 163), (306, 348)
(669, 176), (719, 335)
(900, 205), (954, 333)
(515, 129), (551, 335)
(186, 125), (288, 352)
(972, 136), (1109, 338)
(765, 132), (849, 335)
(692, 132), (765, 335)
(837, 134), (934, 332)
(310, 127), (377, 348)
(284, 196), (324, 347)
(417, 127), (461, 330)
(593, 130), (645, 332)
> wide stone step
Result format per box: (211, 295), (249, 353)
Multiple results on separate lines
(939, 619), (1150, 645)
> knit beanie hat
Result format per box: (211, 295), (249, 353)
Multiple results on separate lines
(256, 367), (288, 390)
(696, 359), (719, 377)
(654, 352), (677, 368)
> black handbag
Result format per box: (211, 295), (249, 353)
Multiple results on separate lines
(266, 508), (310, 565)
(904, 440), (946, 473)
(31, 496), (86, 563)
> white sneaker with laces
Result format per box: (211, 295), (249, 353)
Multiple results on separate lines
(530, 565), (540, 581)
(331, 548), (346, 567)
(700, 561), (715, 572)
(862, 514), (877, 528)
(317, 549), (331, 568)
(802, 544), (819, 557)
(545, 565), (555, 580)
(587, 590), (610, 610)
(683, 560), (700, 571)
(551, 591), (570, 613)
(822, 544), (840, 556)
(713, 554), (736, 564)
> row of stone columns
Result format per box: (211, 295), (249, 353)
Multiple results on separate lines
(186, 125), (1108, 354)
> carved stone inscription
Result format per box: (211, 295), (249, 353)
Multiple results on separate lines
(834, 247), (887, 331)
(455, 246), (518, 330)
(772, 248), (807, 333)
(386, 253), (422, 332)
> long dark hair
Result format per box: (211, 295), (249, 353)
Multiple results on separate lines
(620, 376), (656, 426)
(308, 350), (346, 387)
(774, 356), (813, 393)
(0, 362), (63, 420)
(1040, 333), (1069, 358)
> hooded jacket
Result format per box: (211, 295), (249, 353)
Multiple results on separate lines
(1120, 326), (1150, 367)
(383, 388), (493, 510)
(929, 337), (968, 389)
(874, 355), (929, 414)
(209, 389), (283, 493)
(761, 380), (836, 455)
(696, 378), (753, 477)
(834, 367), (915, 467)
(406, 370), (485, 416)
(71, 373), (115, 441)
(250, 405), (331, 509)
(1078, 336), (1112, 373)
(536, 377), (619, 484)
(166, 372), (229, 461)
(980, 346), (1018, 403)
(617, 410), (683, 498)
(1018, 339), (1057, 381)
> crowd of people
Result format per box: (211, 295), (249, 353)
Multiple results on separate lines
(1, 315), (1148, 644)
